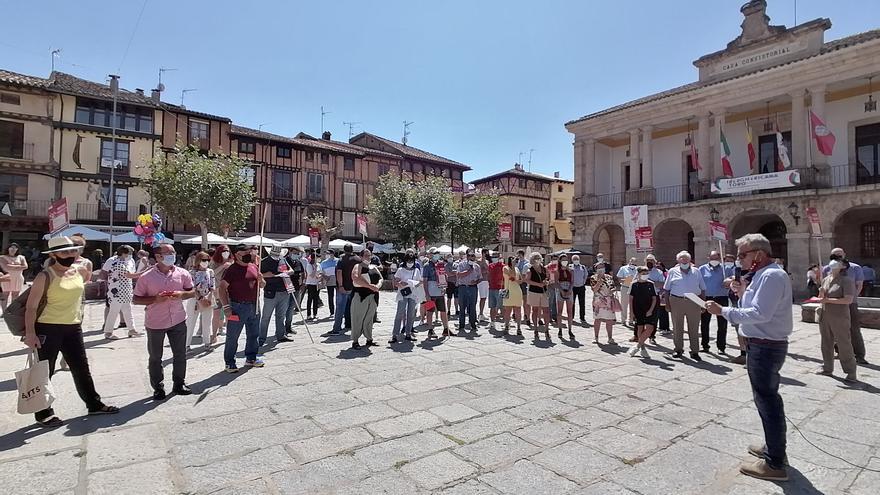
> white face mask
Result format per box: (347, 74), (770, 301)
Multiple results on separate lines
(561, 260), (569, 267)
(573, 260), (580, 266)
(596, 257), (604, 263)
(724, 262), (735, 269)
(221, 251), (230, 260)
(628, 263), (635, 268)
(639, 274), (649, 281)
(679, 262), (690, 270)
(199, 261), (209, 269)
(709, 260), (721, 267)
(596, 268), (605, 275)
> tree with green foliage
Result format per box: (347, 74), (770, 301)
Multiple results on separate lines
(451, 190), (505, 249)
(148, 143), (256, 250)
(367, 174), (453, 247)
(303, 211), (344, 252)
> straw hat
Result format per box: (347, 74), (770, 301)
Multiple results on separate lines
(43, 236), (79, 254)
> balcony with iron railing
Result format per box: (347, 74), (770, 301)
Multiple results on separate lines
(576, 164), (880, 212)
(514, 232), (544, 245)
(0, 199), (52, 217)
(74, 203), (142, 224)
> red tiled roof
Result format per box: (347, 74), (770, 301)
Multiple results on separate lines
(0, 69), (50, 88)
(351, 132), (470, 170)
(48, 71), (156, 106)
(230, 125), (401, 159)
(470, 167), (555, 185)
(160, 102), (231, 123)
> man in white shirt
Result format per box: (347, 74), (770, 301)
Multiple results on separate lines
(663, 251), (706, 361)
(617, 257), (638, 331)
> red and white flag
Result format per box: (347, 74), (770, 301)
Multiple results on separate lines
(810, 110), (836, 156)
(746, 123), (756, 171)
(775, 126), (791, 171)
(689, 136), (701, 171)
(356, 214), (368, 236)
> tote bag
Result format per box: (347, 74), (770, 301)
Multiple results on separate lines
(15, 350), (56, 414)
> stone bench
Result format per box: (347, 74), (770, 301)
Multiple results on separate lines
(801, 297), (880, 329)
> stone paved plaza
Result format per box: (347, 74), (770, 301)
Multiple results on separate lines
(1, 292), (878, 494)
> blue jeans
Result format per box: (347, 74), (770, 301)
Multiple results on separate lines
(392, 298), (417, 338)
(225, 302), (260, 367)
(548, 287), (558, 320)
(458, 285), (477, 328)
(259, 291), (290, 345)
(747, 341), (789, 470)
(332, 289), (350, 333)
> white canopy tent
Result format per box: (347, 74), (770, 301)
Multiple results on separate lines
(434, 244), (453, 254)
(111, 232), (173, 245)
(280, 235), (311, 248)
(454, 244), (469, 254)
(371, 242), (397, 254)
(180, 233), (238, 245)
(328, 239), (363, 251)
(43, 225), (110, 241)
(237, 235), (280, 247)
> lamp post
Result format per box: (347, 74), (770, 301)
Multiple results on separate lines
(787, 202), (801, 226)
(709, 207), (720, 223)
(108, 74), (120, 255)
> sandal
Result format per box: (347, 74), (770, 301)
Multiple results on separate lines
(88, 405), (120, 415)
(38, 416), (64, 428)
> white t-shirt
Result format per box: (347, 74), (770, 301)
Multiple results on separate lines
(394, 266), (422, 301)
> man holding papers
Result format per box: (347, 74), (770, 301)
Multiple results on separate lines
(663, 251), (706, 361)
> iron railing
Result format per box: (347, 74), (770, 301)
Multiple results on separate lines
(1, 199), (52, 217)
(0, 142), (35, 161)
(74, 203), (142, 223)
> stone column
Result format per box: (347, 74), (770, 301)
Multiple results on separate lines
(584, 138), (596, 198)
(697, 113), (710, 182)
(790, 89), (806, 169)
(786, 232), (811, 298)
(713, 110), (726, 179)
(629, 130), (641, 189)
(809, 85), (827, 168)
(692, 236), (714, 264)
(641, 125), (653, 188)
(573, 139), (584, 210)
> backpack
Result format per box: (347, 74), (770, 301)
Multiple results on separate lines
(3, 270), (51, 337)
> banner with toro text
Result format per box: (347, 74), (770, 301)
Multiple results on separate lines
(623, 205), (648, 245)
(710, 170), (800, 194)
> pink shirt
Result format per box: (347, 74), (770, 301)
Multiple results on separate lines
(133, 266), (194, 330)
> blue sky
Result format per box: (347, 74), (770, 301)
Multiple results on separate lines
(1, 0), (876, 180)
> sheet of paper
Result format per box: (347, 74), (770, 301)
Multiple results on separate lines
(684, 292), (706, 308)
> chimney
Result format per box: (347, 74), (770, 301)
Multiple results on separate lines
(135, 88), (144, 96)
(322, 131), (331, 140)
(150, 88), (161, 104)
(554, 171), (560, 178)
(514, 163), (522, 171)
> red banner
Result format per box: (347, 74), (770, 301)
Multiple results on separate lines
(635, 226), (653, 253)
(356, 214), (368, 236)
(308, 227), (320, 248)
(805, 207), (822, 238)
(417, 237), (426, 252)
(498, 223), (512, 241)
(708, 221), (728, 241)
(48, 198), (69, 234)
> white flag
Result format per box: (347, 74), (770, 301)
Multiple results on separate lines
(776, 128), (791, 170)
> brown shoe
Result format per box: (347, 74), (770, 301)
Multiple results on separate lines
(740, 459), (788, 481)
(747, 443), (788, 465)
(730, 355), (747, 365)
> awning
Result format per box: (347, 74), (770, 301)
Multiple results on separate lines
(552, 221), (572, 242)
(43, 225), (110, 241)
(180, 233), (238, 245)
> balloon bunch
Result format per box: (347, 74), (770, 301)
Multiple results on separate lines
(134, 213), (165, 246)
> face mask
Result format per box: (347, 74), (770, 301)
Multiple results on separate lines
(828, 260), (843, 272)
(56, 256), (75, 267)
(646, 262), (655, 269)
(679, 262), (690, 270)
(573, 260), (580, 266)
(290, 254), (300, 260)
(709, 260), (721, 267)
(120, 254), (129, 261)
(724, 262), (735, 269)
(221, 251), (230, 260)
(561, 260), (569, 267)
(628, 263), (635, 268)
(432, 254), (440, 261)
(596, 257), (604, 263)
(596, 268), (605, 275)
(735, 261), (742, 269)
(199, 261), (209, 269)
(271, 254), (281, 260)
(406, 262), (414, 269)
(240, 254), (253, 264)
(639, 274), (649, 281)
(446, 257), (452, 263)
(160, 254), (176, 267)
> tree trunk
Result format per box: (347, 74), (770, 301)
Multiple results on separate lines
(200, 222), (209, 251)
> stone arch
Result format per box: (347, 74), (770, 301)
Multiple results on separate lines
(653, 218), (695, 266)
(729, 208), (789, 264)
(592, 222), (625, 266)
(832, 204), (880, 268)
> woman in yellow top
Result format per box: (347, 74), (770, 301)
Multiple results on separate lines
(24, 236), (118, 427)
(501, 256), (523, 336)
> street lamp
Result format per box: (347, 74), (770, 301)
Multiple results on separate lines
(709, 207), (720, 222)
(787, 202), (800, 226)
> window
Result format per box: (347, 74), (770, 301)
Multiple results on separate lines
(556, 202), (564, 219)
(404, 161), (412, 172)
(518, 178), (527, 188)
(307, 173), (324, 200)
(413, 163), (423, 174)
(536, 183), (543, 191)
(558, 185), (563, 193)
(188, 120), (209, 147)
(240, 167), (255, 185)
(518, 199), (525, 210)
(343, 181), (357, 208)
(320, 153), (329, 164)
(271, 205), (291, 233)
(0, 174), (27, 210)
(305, 151), (314, 162)
(0, 93), (20, 105)
(451, 170), (461, 180)
(99, 185), (128, 213)
(426, 165), (434, 175)
(378, 164), (390, 176)
(515, 216), (542, 244)
(758, 132), (791, 174)
(342, 212), (357, 237)
(273, 170), (293, 198)
(238, 141), (256, 154)
(442, 168), (449, 178)
(344, 156), (355, 171)
(73, 98), (152, 132)
(100, 139), (130, 171)
(863, 222), (880, 257)
(0, 120), (24, 159)
(856, 123), (880, 185)
(535, 202), (541, 212)
(277, 146), (292, 158)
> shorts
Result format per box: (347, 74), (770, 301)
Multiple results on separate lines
(446, 282), (457, 297)
(634, 312), (658, 326)
(527, 291), (549, 308)
(488, 289), (503, 309)
(477, 281), (489, 299)
(425, 296), (447, 313)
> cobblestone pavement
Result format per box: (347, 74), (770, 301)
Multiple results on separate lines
(1, 291), (878, 494)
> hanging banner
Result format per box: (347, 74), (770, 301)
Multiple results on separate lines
(805, 207), (822, 238)
(417, 236), (426, 252)
(356, 214), (368, 236)
(710, 170), (800, 194)
(635, 226), (653, 253)
(48, 198), (69, 235)
(623, 205), (648, 245)
(308, 227), (320, 248)
(498, 223), (512, 241)
(708, 221), (729, 241)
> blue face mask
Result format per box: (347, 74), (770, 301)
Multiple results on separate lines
(432, 254), (440, 261)
(160, 254), (176, 266)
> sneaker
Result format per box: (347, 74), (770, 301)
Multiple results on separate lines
(649, 338), (657, 345)
(591, 339), (599, 344)
(276, 336), (293, 343)
(389, 337), (399, 344)
(427, 329), (437, 339)
(365, 340), (379, 347)
(668, 351), (683, 359)
(627, 346), (639, 357)
(640, 347), (650, 359)
(607, 338), (616, 345)
(739, 459), (788, 482)
(489, 322), (496, 331)
(128, 330), (143, 337)
(405, 335), (417, 342)
(731, 354), (747, 365)
(690, 352), (703, 362)
(813, 368), (833, 376)
(245, 359), (265, 368)
(104, 334), (119, 340)
(225, 364), (239, 373)
(351, 342), (361, 350)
